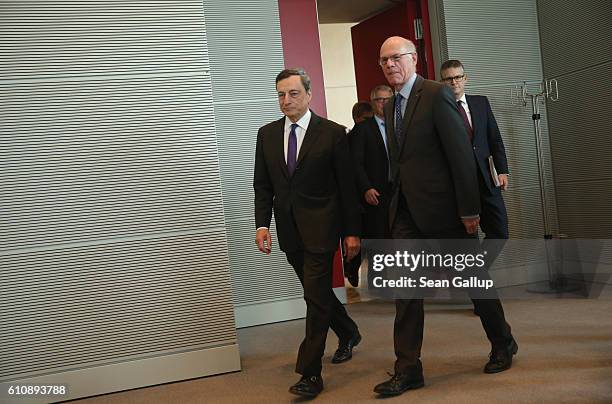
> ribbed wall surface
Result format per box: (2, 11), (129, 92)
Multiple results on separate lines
(440, 0), (559, 239)
(1, 233), (236, 380)
(537, 0), (612, 238)
(1, 0), (237, 384)
(203, 0), (304, 308)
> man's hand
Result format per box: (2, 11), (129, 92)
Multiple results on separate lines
(364, 188), (380, 206)
(343, 236), (361, 262)
(498, 174), (509, 191)
(255, 228), (272, 254)
(461, 217), (480, 235)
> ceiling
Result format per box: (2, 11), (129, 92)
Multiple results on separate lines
(316, 0), (400, 24)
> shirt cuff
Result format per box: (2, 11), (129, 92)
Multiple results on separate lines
(460, 215), (480, 220)
(256, 227), (269, 231)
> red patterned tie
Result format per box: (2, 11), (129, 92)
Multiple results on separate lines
(457, 100), (473, 143)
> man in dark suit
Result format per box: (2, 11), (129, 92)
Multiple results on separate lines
(350, 84), (394, 240)
(254, 68), (362, 398)
(373, 37), (517, 396)
(345, 85), (394, 287)
(440, 59), (509, 239)
(351, 101), (374, 124)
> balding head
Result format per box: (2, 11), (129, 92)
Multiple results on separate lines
(379, 36), (418, 90)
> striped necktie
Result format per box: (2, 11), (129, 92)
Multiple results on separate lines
(394, 94), (404, 145)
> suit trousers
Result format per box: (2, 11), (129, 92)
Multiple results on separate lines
(286, 250), (359, 376)
(363, 182), (393, 239)
(391, 194), (513, 373)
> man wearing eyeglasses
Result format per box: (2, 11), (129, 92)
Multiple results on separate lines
(440, 59), (510, 240)
(373, 37), (516, 396)
(347, 85), (394, 287)
(350, 85), (394, 240)
(254, 68), (362, 398)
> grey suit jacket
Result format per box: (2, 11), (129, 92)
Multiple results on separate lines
(384, 75), (480, 234)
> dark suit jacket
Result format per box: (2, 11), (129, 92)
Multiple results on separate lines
(349, 117), (389, 197)
(384, 75), (480, 234)
(254, 111), (361, 253)
(349, 117), (390, 238)
(465, 94), (509, 194)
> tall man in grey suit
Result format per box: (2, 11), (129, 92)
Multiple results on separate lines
(373, 37), (517, 396)
(254, 68), (362, 398)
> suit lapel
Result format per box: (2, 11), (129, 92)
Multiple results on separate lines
(397, 75), (424, 155)
(369, 117), (387, 157)
(384, 100), (397, 161)
(274, 117), (290, 179)
(296, 111), (322, 166)
(402, 76), (423, 131)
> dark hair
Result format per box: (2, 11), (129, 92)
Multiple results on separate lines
(276, 68), (311, 92)
(352, 101), (374, 122)
(440, 59), (465, 72)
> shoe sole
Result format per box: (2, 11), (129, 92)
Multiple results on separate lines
(331, 334), (362, 364)
(289, 388), (320, 398)
(374, 381), (425, 396)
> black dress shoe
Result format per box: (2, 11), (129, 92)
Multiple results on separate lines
(289, 375), (323, 397)
(373, 370), (425, 396)
(484, 338), (518, 374)
(331, 331), (361, 363)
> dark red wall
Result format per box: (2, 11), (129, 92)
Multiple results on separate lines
(351, 0), (434, 101)
(277, 0), (327, 118)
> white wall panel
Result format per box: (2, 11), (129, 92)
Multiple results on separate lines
(537, 0), (612, 238)
(435, 0), (559, 238)
(203, 0), (306, 323)
(1, 0), (239, 400)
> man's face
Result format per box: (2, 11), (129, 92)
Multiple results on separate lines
(379, 40), (418, 90)
(440, 67), (468, 99)
(277, 75), (312, 122)
(371, 89), (392, 117)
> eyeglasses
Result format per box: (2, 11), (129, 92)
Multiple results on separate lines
(378, 52), (415, 66)
(441, 74), (465, 83)
(372, 97), (391, 103)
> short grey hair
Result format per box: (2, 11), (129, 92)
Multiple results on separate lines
(276, 68), (311, 92)
(370, 84), (393, 101)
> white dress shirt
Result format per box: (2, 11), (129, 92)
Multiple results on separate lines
(457, 94), (473, 128)
(257, 110), (312, 231)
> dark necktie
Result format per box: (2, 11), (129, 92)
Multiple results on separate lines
(287, 123), (298, 176)
(394, 94), (404, 145)
(457, 100), (473, 142)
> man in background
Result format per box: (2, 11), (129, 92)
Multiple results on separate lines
(350, 84), (393, 240)
(254, 68), (362, 398)
(351, 101), (374, 124)
(345, 85), (393, 287)
(440, 59), (510, 240)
